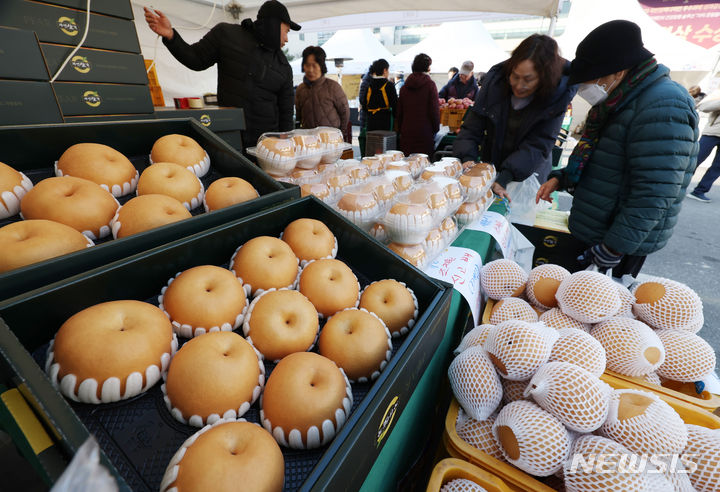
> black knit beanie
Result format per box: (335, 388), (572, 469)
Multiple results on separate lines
(569, 20), (654, 85)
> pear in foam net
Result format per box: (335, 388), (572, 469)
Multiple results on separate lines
(591, 317), (665, 377)
(448, 346), (503, 420)
(525, 264), (570, 310)
(555, 270), (621, 324)
(480, 259), (528, 300)
(632, 277), (703, 331)
(599, 388), (688, 455)
(483, 320), (558, 381)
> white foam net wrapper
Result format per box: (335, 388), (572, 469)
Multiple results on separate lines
(539, 308), (591, 332)
(483, 320), (559, 381)
(684, 424), (720, 492)
(616, 283), (636, 318)
(480, 259), (528, 300)
(440, 479), (488, 492)
(502, 378), (530, 404)
(659, 458), (697, 492)
(455, 408), (505, 461)
(600, 389), (688, 455)
(590, 317), (665, 377)
(655, 329), (716, 383)
(549, 328), (606, 377)
(488, 298), (538, 324)
(525, 361), (611, 432)
(448, 346), (503, 420)
(564, 435), (671, 492)
(454, 324), (494, 355)
(639, 372), (662, 386)
(525, 264), (570, 310)
(492, 400), (571, 477)
(632, 277), (703, 331)
(555, 271), (621, 324)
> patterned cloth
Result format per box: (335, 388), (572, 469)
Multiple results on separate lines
(565, 57), (658, 188)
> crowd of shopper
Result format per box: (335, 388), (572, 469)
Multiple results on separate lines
(147, 0), (703, 282)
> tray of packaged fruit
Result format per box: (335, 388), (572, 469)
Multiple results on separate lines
(246, 128), (352, 177)
(0, 196), (452, 492)
(0, 118), (298, 301)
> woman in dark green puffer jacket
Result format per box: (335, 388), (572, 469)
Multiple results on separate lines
(537, 20), (699, 280)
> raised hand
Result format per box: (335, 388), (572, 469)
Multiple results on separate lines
(144, 7), (174, 40)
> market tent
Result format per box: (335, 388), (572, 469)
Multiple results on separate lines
(557, 0), (714, 72)
(131, 2), (224, 105)
(290, 29), (395, 75)
(393, 20), (508, 74)
(130, 0), (560, 104)
(205, 0), (561, 22)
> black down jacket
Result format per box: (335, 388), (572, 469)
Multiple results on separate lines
(163, 19), (294, 148)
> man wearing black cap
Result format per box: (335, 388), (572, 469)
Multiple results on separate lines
(144, 1), (301, 149)
(536, 20), (699, 283)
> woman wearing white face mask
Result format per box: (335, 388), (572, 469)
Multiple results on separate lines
(536, 20), (699, 283)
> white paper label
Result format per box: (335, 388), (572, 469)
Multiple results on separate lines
(466, 211), (515, 260)
(424, 246), (483, 325)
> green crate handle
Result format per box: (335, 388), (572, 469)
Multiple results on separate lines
(0, 385), (66, 486)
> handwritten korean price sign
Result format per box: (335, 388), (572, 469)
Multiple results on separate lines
(466, 211), (515, 260)
(425, 246), (483, 325)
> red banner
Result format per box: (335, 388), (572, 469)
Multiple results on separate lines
(640, 0), (720, 49)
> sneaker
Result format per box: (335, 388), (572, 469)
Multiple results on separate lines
(688, 191), (711, 202)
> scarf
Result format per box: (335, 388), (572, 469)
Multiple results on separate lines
(565, 57), (658, 188)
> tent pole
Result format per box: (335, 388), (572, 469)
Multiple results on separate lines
(547, 15), (558, 36)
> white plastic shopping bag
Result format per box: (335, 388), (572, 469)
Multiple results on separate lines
(505, 174), (551, 226)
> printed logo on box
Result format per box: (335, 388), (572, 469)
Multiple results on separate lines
(83, 91), (101, 107)
(58, 17), (79, 37)
(376, 396), (399, 447)
(71, 56), (91, 74)
(543, 235), (558, 248)
(200, 114), (211, 126)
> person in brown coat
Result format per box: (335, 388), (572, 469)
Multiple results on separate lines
(397, 53), (440, 157)
(295, 46), (350, 139)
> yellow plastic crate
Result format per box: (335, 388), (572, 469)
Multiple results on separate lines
(445, 391), (720, 492)
(444, 399), (557, 492)
(440, 108), (467, 132)
(481, 299), (720, 413)
(426, 458), (512, 492)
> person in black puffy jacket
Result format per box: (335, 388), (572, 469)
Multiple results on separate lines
(144, 1), (299, 150)
(453, 35), (576, 201)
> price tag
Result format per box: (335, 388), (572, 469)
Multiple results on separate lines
(466, 211), (515, 260)
(425, 246), (483, 325)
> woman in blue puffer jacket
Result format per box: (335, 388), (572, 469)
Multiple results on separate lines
(537, 20), (699, 282)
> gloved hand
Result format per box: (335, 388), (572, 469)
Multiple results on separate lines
(577, 244), (623, 272)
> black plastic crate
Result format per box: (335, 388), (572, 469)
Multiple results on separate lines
(0, 118), (298, 300)
(0, 196), (452, 491)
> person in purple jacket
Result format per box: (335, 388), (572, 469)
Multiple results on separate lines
(397, 53), (440, 156)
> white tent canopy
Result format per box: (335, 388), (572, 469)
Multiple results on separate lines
(130, 0), (560, 104)
(393, 20), (508, 74)
(209, 0), (561, 22)
(290, 28), (395, 75)
(557, 0), (714, 72)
